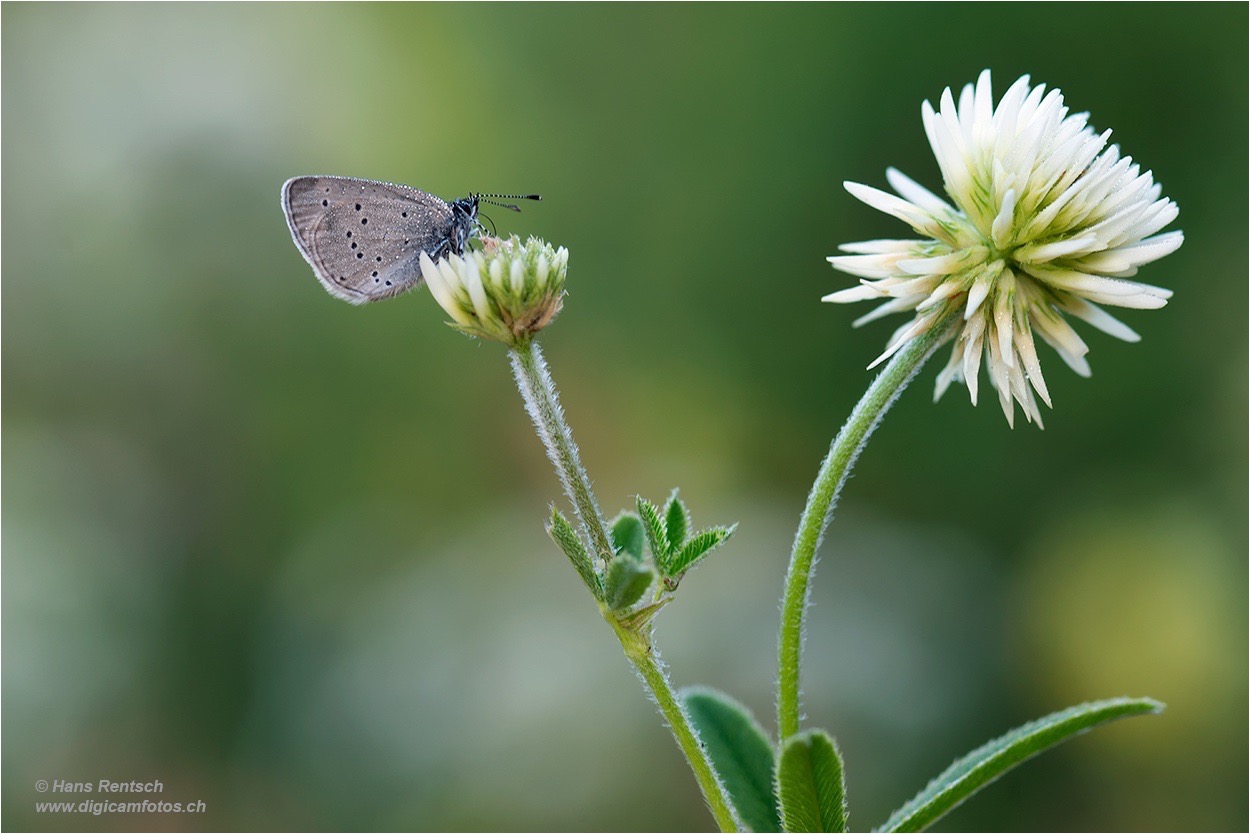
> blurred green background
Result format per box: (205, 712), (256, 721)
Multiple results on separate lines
(3, 3), (1246, 831)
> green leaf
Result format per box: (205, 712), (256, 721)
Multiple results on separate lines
(668, 524), (737, 577)
(603, 556), (654, 611)
(777, 729), (848, 832)
(610, 511), (645, 560)
(877, 697), (1165, 832)
(636, 496), (671, 567)
(547, 507), (601, 598)
(663, 489), (690, 550)
(682, 686), (781, 833)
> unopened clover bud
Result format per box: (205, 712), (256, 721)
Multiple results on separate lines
(421, 235), (568, 346)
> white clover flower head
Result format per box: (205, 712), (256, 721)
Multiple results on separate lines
(421, 235), (568, 346)
(825, 70), (1182, 428)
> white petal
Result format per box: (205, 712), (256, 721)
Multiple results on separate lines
(993, 282), (1015, 368)
(420, 251), (451, 302)
(922, 99), (945, 180)
(998, 389), (1016, 428)
(1026, 266), (1168, 301)
(828, 253), (905, 279)
(535, 253), (550, 287)
(957, 78), (976, 137)
(867, 314), (930, 369)
(993, 74), (1032, 139)
(1032, 304), (1089, 360)
(1013, 363), (1045, 428)
(885, 167), (956, 217)
(933, 339), (966, 402)
(461, 255), (493, 322)
(961, 313), (986, 406)
(897, 247), (983, 276)
(939, 85), (964, 146)
(1118, 200), (1180, 243)
(853, 295), (918, 327)
(1078, 185), (1170, 247)
(964, 260), (1005, 319)
(1057, 297), (1140, 343)
(990, 187), (1017, 249)
(1023, 136), (1120, 234)
(1080, 289), (1169, 310)
(1016, 82), (1048, 131)
(1032, 309), (1092, 377)
(934, 87), (973, 201)
(1013, 322), (1052, 407)
(1079, 230), (1183, 272)
(965, 277), (990, 320)
(1006, 361), (1033, 421)
(422, 253), (475, 327)
(916, 282), (964, 314)
(510, 258), (525, 293)
(1024, 266), (1171, 309)
(1015, 235), (1101, 263)
(822, 283), (885, 304)
(986, 332), (1015, 427)
(844, 182), (943, 237)
(838, 239), (926, 255)
(973, 69), (994, 131)
(1040, 334), (1092, 378)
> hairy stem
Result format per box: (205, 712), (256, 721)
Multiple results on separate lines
(609, 616), (741, 832)
(777, 313), (959, 741)
(509, 338), (739, 831)
(510, 339), (615, 562)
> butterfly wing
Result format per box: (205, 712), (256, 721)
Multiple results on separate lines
(282, 176), (459, 304)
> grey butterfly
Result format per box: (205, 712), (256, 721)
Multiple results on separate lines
(281, 175), (484, 305)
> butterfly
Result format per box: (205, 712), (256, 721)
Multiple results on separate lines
(282, 176), (541, 305)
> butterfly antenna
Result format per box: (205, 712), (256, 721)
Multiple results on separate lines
(474, 193), (543, 213)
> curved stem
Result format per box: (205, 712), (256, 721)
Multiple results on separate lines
(509, 338), (739, 832)
(777, 314), (959, 741)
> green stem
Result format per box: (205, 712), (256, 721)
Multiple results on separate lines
(609, 616), (741, 832)
(509, 338), (740, 832)
(510, 339), (615, 562)
(777, 313), (959, 741)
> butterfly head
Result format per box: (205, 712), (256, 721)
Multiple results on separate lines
(449, 193), (542, 252)
(448, 195), (481, 256)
